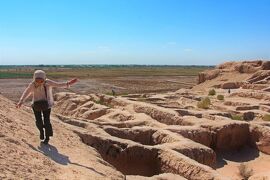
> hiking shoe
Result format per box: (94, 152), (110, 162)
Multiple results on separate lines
(43, 138), (49, 144)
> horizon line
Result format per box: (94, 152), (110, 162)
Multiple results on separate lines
(0, 64), (215, 67)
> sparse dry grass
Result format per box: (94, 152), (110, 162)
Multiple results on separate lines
(263, 114), (270, 121)
(217, 94), (224, 100)
(197, 97), (211, 109)
(232, 114), (243, 121)
(208, 89), (216, 96)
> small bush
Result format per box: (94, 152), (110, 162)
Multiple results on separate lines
(94, 99), (102, 104)
(232, 114), (243, 121)
(93, 98), (104, 105)
(239, 163), (253, 180)
(208, 89), (216, 96)
(263, 114), (270, 121)
(217, 95), (224, 100)
(197, 97), (211, 109)
(137, 98), (146, 102)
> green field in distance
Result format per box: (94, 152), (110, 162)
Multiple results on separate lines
(0, 65), (213, 79)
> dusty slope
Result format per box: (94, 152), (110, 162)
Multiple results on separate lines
(0, 94), (124, 179)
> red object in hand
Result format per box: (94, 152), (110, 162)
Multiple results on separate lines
(69, 78), (78, 85)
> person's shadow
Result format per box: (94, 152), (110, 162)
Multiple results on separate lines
(25, 141), (105, 176)
(38, 143), (70, 165)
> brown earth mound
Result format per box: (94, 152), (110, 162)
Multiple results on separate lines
(196, 60), (270, 91)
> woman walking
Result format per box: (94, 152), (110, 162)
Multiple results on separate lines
(16, 70), (78, 144)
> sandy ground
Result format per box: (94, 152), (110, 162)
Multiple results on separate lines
(0, 94), (124, 179)
(216, 147), (270, 180)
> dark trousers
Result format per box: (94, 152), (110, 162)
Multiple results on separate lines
(32, 108), (53, 138)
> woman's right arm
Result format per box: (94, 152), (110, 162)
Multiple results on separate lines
(16, 83), (33, 108)
(46, 78), (78, 88)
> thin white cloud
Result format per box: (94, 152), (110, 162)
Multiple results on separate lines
(166, 42), (177, 46)
(97, 46), (112, 52)
(183, 48), (192, 52)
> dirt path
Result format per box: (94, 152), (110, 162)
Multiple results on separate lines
(37, 113), (124, 179)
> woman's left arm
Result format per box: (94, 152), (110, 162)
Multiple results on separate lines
(46, 78), (78, 88)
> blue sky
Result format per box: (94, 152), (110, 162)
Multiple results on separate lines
(0, 0), (269, 65)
